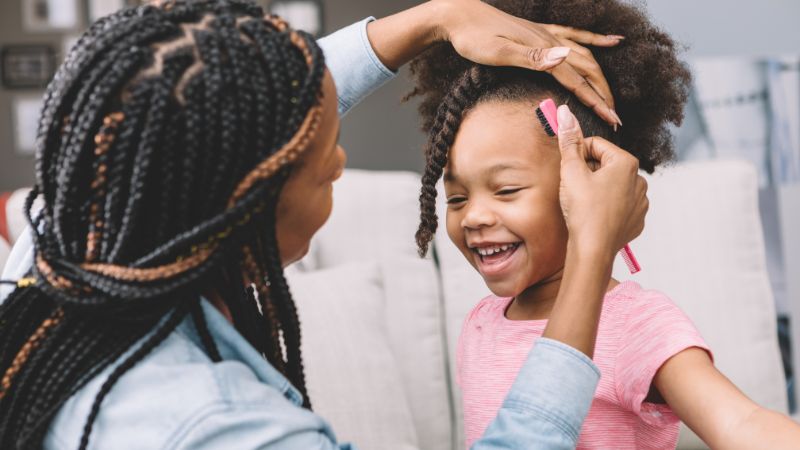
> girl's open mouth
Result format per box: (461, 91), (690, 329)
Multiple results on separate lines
(472, 242), (521, 276)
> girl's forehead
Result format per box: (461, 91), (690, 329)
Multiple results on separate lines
(444, 148), (554, 184)
(456, 101), (555, 150)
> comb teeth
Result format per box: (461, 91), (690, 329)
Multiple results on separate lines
(619, 244), (641, 274)
(535, 107), (556, 137)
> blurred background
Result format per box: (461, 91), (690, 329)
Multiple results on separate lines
(0, 0), (798, 441)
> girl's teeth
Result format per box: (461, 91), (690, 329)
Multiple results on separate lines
(477, 244), (516, 256)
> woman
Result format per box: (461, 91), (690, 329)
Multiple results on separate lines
(0, 0), (645, 448)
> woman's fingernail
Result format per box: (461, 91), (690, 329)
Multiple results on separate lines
(557, 105), (576, 132)
(545, 47), (570, 64)
(609, 108), (623, 126)
(607, 35), (625, 41)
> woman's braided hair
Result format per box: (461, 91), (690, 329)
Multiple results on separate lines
(0, 1), (325, 447)
(409, 0), (691, 257)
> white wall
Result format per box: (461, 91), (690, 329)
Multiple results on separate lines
(645, 0), (800, 58)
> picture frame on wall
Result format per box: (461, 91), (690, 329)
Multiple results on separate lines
(11, 95), (44, 156)
(22, 0), (81, 32)
(269, 0), (325, 37)
(88, 0), (128, 22)
(1, 45), (56, 89)
(61, 35), (81, 62)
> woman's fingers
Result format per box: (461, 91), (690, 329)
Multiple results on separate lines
(489, 40), (572, 71)
(558, 39), (615, 110)
(584, 136), (639, 174)
(544, 24), (625, 47)
(627, 176), (649, 242)
(489, 38), (619, 126)
(556, 105), (589, 171)
(550, 64), (619, 127)
(441, 0), (622, 126)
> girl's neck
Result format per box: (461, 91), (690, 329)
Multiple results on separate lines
(505, 269), (619, 321)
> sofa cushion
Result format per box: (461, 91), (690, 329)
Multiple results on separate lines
(302, 169), (429, 270)
(288, 261), (419, 450)
(5, 188), (36, 245)
(611, 159), (788, 448)
(0, 237), (10, 275)
(289, 169), (453, 450)
(380, 257), (451, 450)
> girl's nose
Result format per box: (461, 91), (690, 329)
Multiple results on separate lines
(461, 201), (497, 230)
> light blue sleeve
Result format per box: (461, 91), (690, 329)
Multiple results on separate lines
(317, 17), (396, 117)
(165, 369), (356, 450)
(474, 338), (601, 450)
(0, 225), (35, 304)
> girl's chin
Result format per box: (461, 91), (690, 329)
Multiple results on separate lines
(484, 279), (525, 299)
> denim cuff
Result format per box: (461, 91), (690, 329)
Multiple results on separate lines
(502, 337), (601, 442)
(317, 17), (397, 117)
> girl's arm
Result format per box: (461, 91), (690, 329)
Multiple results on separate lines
(656, 347), (800, 449)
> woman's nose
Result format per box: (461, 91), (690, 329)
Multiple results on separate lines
(333, 145), (346, 181)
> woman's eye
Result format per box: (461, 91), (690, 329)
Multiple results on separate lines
(446, 197), (466, 205)
(497, 188), (522, 195)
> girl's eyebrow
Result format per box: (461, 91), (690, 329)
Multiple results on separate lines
(444, 163), (524, 184)
(483, 163), (524, 177)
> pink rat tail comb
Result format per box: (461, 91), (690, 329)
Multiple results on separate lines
(535, 98), (641, 274)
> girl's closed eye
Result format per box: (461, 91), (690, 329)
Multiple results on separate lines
(447, 195), (467, 205)
(497, 187), (523, 195)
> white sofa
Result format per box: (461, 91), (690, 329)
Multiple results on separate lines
(286, 160), (789, 450)
(0, 160), (789, 449)
(0, 189), (33, 266)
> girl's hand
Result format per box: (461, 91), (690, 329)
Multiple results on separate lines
(556, 104), (648, 258)
(432, 0), (623, 127)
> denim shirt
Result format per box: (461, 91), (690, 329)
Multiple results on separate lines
(0, 18), (600, 450)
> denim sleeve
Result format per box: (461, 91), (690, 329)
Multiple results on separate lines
(317, 17), (396, 117)
(473, 338), (601, 450)
(159, 357), (357, 450)
(0, 225), (35, 304)
(168, 401), (356, 450)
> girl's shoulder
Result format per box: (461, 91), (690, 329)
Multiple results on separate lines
(464, 294), (513, 325)
(604, 281), (681, 313)
(603, 281), (702, 344)
(600, 280), (699, 337)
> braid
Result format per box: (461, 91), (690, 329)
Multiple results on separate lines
(257, 206), (311, 407)
(416, 67), (497, 256)
(0, 1), (327, 447)
(191, 297), (222, 363)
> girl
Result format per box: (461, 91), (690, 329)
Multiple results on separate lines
(0, 0), (646, 449)
(410, 0), (800, 448)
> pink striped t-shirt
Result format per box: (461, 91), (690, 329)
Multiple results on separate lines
(457, 281), (711, 449)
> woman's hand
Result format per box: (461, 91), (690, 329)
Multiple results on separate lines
(433, 0), (623, 127)
(366, 0), (623, 127)
(556, 104), (648, 258)
(542, 104), (647, 357)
